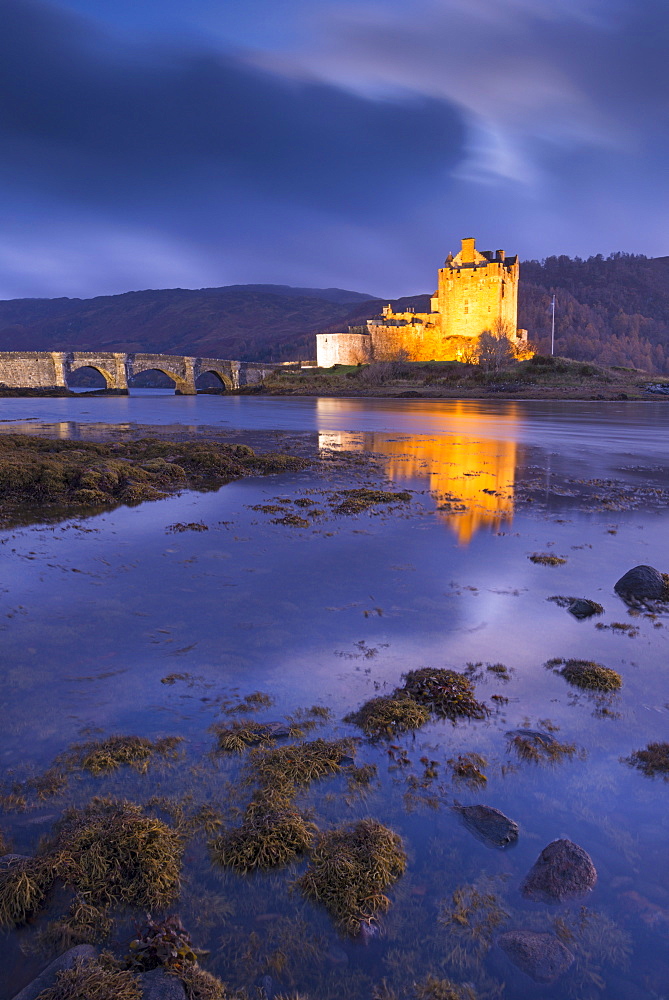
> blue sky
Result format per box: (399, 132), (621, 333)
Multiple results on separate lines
(0, 0), (667, 299)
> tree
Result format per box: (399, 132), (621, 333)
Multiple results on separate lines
(476, 320), (516, 371)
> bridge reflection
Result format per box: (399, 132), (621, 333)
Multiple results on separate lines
(317, 400), (518, 544)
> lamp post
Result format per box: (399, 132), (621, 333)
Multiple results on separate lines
(551, 294), (556, 356)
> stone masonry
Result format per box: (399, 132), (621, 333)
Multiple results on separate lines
(0, 352), (278, 393)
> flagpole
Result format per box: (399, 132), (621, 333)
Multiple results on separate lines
(551, 294), (555, 356)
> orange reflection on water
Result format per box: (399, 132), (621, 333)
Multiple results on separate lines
(317, 400), (518, 545)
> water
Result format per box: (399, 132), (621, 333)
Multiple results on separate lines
(1, 393), (669, 999)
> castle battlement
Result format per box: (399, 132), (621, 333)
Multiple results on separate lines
(316, 237), (528, 367)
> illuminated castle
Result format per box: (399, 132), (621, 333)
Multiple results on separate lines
(316, 237), (528, 366)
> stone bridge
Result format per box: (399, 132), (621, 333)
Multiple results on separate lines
(0, 351), (281, 394)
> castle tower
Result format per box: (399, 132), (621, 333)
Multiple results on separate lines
(435, 237), (519, 340)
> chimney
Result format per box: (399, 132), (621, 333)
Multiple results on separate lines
(460, 237), (476, 263)
(496, 249), (505, 262)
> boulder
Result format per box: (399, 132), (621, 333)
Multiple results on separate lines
(140, 968), (188, 1000)
(455, 804), (519, 848)
(11, 946), (97, 1000)
(522, 838), (596, 902)
(614, 565), (667, 601)
(499, 930), (574, 984)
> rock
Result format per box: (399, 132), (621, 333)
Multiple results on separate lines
(499, 930), (574, 984)
(522, 838), (597, 902)
(614, 565), (667, 601)
(0, 854), (32, 867)
(455, 804), (519, 848)
(568, 598), (603, 619)
(11, 945), (97, 1000)
(140, 968), (188, 1000)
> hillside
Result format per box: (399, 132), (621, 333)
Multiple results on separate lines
(0, 285), (375, 363)
(0, 254), (667, 371)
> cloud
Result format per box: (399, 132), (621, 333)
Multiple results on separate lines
(0, 0), (466, 218)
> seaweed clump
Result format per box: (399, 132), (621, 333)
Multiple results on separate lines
(211, 720), (288, 754)
(446, 753), (487, 788)
(0, 854), (55, 928)
(127, 914), (204, 970)
(505, 729), (577, 764)
(210, 800), (316, 873)
(344, 694), (430, 738)
(175, 965), (233, 1000)
(625, 742), (669, 779)
(47, 798), (183, 911)
(0, 435), (308, 526)
(547, 658), (622, 691)
(529, 553), (567, 566)
(210, 739), (354, 872)
(64, 734), (183, 774)
(400, 669), (489, 721)
(298, 819), (407, 934)
(34, 955), (140, 1000)
(248, 738), (354, 797)
(413, 975), (477, 1000)
(333, 488), (412, 514)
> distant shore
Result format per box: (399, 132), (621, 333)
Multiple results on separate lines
(2, 356), (668, 402)
(258, 356), (669, 402)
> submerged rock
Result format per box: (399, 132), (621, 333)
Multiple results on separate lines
(455, 804), (519, 848)
(11, 945), (97, 1000)
(499, 930), (574, 984)
(568, 598), (604, 619)
(614, 565), (668, 601)
(522, 838), (597, 902)
(140, 968), (188, 1000)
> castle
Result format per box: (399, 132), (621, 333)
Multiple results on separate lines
(316, 237), (529, 366)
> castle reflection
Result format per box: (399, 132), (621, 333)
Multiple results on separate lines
(317, 401), (518, 544)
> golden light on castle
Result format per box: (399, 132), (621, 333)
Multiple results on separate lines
(316, 237), (529, 366)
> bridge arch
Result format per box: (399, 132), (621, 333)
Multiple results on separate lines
(196, 368), (234, 391)
(67, 362), (117, 389)
(129, 365), (191, 393)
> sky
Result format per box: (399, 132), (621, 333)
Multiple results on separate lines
(0, 0), (667, 299)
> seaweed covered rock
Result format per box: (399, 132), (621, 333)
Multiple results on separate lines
(46, 798), (183, 912)
(212, 720), (292, 753)
(614, 565), (669, 602)
(547, 595), (604, 619)
(344, 695), (430, 738)
(298, 819), (406, 935)
(521, 838), (597, 902)
(498, 930), (574, 984)
(210, 801), (316, 872)
(11, 946), (97, 1000)
(400, 669), (488, 721)
(454, 804), (519, 848)
(547, 658), (622, 692)
(23, 955), (140, 1000)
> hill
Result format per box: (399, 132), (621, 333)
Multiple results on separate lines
(0, 254), (667, 371)
(0, 285), (376, 364)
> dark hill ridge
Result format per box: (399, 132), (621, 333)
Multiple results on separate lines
(0, 254), (668, 371)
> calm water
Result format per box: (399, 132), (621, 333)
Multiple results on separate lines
(1, 393), (669, 999)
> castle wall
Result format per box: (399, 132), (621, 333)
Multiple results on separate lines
(437, 259), (518, 340)
(316, 333), (371, 367)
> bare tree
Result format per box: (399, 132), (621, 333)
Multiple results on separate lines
(476, 319), (516, 371)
